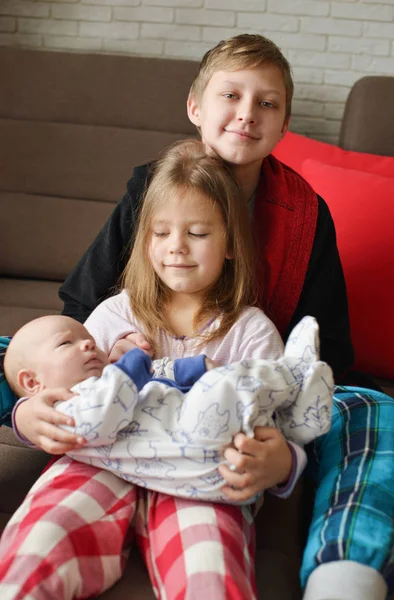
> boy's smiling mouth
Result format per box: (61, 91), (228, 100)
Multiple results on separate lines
(225, 129), (260, 140)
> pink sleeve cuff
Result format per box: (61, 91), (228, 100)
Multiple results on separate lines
(268, 442), (307, 499)
(11, 397), (36, 447)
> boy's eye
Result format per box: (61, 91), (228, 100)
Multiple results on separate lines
(261, 101), (274, 108)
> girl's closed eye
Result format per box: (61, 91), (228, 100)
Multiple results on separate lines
(189, 231), (208, 238)
(153, 231), (169, 238)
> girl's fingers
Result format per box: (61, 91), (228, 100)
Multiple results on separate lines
(41, 388), (74, 405)
(38, 437), (83, 455)
(40, 423), (84, 445)
(39, 408), (75, 427)
(223, 446), (253, 471)
(218, 464), (252, 488)
(221, 484), (260, 502)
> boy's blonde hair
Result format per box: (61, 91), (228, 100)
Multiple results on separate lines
(190, 33), (293, 120)
(121, 139), (256, 351)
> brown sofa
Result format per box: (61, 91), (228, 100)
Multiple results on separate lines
(0, 48), (393, 599)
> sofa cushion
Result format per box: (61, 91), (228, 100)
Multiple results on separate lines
(0, 337), (14, 427)
(272, 131), (394, 179)
(0, 427), (51, 515)
(0, 279), (62, 335)
(301, 159), (394, 379)
(0, 192), (116, 281)
(0, 48), (197, 135)
(0, 119), (190, 202)
(338, 76), (394, 156)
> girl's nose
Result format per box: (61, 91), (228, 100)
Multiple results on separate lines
(169, 233), (188, 254)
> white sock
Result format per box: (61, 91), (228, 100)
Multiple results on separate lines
(303, 561), (388, 600)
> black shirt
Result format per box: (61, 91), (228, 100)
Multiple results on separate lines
(59, 163), (354, 381)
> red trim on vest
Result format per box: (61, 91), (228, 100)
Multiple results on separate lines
(254, 154), (318, 336)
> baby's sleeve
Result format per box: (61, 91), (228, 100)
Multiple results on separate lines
(56, 365), (139, 446)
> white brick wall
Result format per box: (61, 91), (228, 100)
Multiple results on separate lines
(1, 0), (394, 144)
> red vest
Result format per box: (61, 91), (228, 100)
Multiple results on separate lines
(254, 155), (318, 337)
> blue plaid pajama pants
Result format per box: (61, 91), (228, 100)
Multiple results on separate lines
(301, 386), (394, 591)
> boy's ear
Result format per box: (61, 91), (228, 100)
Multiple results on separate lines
(17, 369), (42, 396)
(280, 116), (290, 139)
(187, 93), (201, 127)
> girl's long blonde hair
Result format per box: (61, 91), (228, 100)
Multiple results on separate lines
(121, 139), (257, 350)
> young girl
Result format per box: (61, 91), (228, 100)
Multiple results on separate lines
(0, 139), (309, 600)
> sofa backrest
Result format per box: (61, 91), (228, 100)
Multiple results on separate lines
(0, 48), (198, 282)
(339, 75), (394, 157)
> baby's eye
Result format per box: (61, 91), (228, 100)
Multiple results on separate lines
(59, 340), (71, 347)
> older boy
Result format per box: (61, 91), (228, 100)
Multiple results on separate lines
(7, 34), (394, 600)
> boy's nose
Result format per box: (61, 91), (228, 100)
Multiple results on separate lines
(237, 101), (256, 124)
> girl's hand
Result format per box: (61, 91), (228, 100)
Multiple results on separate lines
(218, 427), (292, 502)
(14, 388), (85, 454)
(109, 333), (153, 363)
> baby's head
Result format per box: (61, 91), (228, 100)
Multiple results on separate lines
(5, 315), (109, 398)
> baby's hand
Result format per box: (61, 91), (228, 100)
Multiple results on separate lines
(218, 427), (292, 502)
(109, 333), (153, 363)
(14, 388), (85, 454)
(204, 357), (220, 371)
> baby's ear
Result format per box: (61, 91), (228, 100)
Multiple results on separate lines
(17, 369), (42, 396)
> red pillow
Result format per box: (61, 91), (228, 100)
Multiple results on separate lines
(301, 159), (394, 379)
(273, 131), (394, 179)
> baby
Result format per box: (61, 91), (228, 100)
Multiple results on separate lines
(5, 314), (333, 504)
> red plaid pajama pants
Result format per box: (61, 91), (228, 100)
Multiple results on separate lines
(0, 456), (257, 599)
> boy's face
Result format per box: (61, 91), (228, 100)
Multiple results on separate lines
(188, 64), (288, 172)
(29, 317), (109, 391)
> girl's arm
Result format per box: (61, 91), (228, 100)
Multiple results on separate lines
(84, 290), (143, 355)
(218, 428), (306, 502)
(217, 308), (304, 500)
(13, 388), (84, 454)
(223, 307), (284, 363)
(59, 164), (152, 323)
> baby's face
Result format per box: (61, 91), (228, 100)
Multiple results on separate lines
(31, 316), (109, 390)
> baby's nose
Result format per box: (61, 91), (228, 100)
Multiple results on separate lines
(82, 338), (95, 351)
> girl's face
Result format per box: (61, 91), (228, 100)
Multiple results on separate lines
(149, 188), (231, 301)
